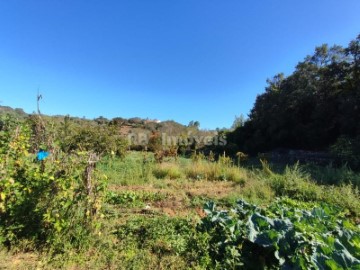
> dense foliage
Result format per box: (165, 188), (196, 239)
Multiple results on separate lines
(200, 198), (360, 269)
(227, 34), (360, 163)
(0, 115), (107, 252)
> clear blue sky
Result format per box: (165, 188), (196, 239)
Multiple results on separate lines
(0, 1), (359, 129)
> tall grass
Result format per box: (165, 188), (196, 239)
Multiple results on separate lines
(184, 159), (247, 184)
(303, 163), (360, 188)
(261, 162), (360, 216)
(150, 153), (247, 184)
(152, 163), (183, 179)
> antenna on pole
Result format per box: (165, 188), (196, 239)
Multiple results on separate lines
(37, 88), (42, 115)
(34, 88), (46, 151)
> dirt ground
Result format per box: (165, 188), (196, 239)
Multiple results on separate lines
(0, 251), (40, 270)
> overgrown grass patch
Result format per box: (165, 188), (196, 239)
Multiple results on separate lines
(153, 163), (183, 179)
(262, 162), (360, 217)
(303, 163), (360, 188)
(112, 215), (209, 269)
(98, 153), (155, 185)
(184, 160), (247, 184)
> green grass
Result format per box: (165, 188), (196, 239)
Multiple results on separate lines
(98, 152), (156, 185)
(106, 190), (168, 207)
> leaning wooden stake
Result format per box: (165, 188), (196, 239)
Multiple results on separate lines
(84, 152), (99, 196)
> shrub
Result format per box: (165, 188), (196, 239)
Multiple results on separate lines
(330, 135), (360, 170)
(57, 120), (128, 158)
(0, 118), (106, 253)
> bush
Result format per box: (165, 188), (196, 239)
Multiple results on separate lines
(0, 118), (106, 253)
(330, 136), (360, 170)
(57, 119), (128, 158)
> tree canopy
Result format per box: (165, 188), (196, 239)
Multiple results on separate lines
(227, 34), (360, 157)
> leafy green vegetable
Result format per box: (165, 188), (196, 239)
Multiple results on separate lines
(199, 198), (360, 269)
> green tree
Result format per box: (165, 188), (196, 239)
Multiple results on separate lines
(227, 33), (360, 157)
(231, 114), (246, 130)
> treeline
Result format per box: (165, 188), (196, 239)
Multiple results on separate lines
(0, 109), (215, 160)
(227, 34), (360, 166)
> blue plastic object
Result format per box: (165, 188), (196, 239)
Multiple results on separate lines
(37, 150), (49, 161)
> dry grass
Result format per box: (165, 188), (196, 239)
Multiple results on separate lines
(0, 251), (40, 270)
